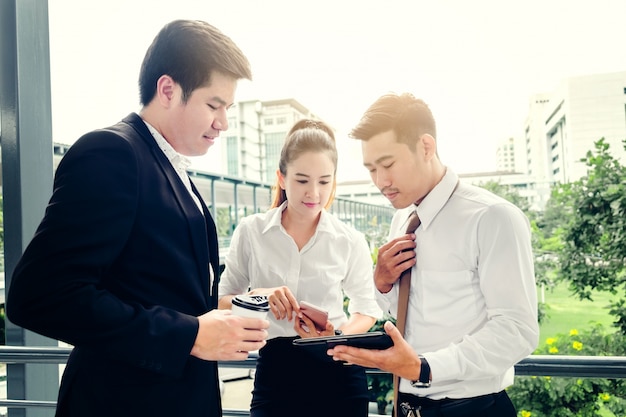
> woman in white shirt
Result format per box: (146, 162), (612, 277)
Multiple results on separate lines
(218, 119), (382, 417)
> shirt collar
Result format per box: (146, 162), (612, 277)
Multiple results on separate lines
(143, 120), (191, 172)
(407, 168), (459, 230)
(262, 202), (286, 234)
(262, 201), (334, 234)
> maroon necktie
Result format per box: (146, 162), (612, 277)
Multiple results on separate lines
(394, 211), (421, 417)
(396, 211), (421, 334)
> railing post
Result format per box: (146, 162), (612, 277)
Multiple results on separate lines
(1, 1), (59, 416)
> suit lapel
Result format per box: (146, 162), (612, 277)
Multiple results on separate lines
(192, 182), (220, 308)
(125, 114), (212, 304)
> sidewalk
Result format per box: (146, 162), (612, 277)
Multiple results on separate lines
(221, 377), (253, 411)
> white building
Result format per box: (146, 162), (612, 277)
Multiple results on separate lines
(496, 137), (518, 172)
(525, 71), (626, 185)
(224, 98), (319, 183)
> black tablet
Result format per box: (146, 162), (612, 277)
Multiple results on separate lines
(292, 331), (393, 350)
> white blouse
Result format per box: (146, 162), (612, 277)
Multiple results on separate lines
(219, 202), (383, 338)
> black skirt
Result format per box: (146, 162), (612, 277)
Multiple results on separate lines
(250, 337), (369, 417)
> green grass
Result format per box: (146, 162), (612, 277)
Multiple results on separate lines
(538, 281), (619, 344)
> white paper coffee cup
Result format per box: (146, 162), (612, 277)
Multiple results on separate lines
(231, 295), (270, 319)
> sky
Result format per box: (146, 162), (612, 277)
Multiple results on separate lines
(47, 0), (626, 181)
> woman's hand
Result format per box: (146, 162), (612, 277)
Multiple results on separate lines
(293, 313), (335, 338)
(248, 286), (298, 321)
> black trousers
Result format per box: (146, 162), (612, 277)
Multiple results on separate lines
(398, 390), (516, 417)
(250, 337), (369, 417)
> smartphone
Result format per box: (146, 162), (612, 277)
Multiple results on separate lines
(293, 331), (394, 350)
(299, 301), (329, 332)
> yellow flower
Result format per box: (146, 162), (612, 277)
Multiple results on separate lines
(546, 337), (557, 345)
(521, 410), (532, 417)
(549, 346), (559, 354)
(600, 393), (611, 402)
(572, 341), (583, 351)
(569, 329), (579, 336)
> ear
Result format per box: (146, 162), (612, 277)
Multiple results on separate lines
(420, 134), (437, 161)
(155, 75), (176, 107)
(277, 169), (286, 190)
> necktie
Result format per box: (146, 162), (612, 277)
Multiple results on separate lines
(394, 211), (421, 417)
(396, 211), (421, 335)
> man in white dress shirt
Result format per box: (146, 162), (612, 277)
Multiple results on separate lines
(328, 93), (539, 417)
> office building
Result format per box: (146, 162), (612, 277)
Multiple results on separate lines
(525, 71), (626, 185)
(224, 98), (318, 183)
(496, 136), (526, 173)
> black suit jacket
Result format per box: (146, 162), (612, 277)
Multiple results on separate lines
(7, 113), (223, 416)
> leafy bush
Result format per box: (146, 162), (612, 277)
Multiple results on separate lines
(509, 324), (626, 417)
(367, 314), (395, 414)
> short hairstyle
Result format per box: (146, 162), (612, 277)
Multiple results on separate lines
(139, 19), (252, 105)
(349, 93), (437, 147)
(271, 119), (338, 210)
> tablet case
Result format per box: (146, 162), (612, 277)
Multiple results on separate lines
(292, 331), (393, 350)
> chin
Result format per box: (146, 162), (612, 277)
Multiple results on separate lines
(391, 199), (413, 210)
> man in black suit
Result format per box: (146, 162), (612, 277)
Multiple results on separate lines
(6, 19), (269, 417)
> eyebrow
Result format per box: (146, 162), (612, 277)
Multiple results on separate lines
(210, 96), (230, 108)
(294, 173), (333, 179)
(363, 155), (394, 167)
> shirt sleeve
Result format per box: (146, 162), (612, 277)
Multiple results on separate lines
(375, 284), (398, 318)
(342, 231), (384, 320)
(426, 203), (540, 382)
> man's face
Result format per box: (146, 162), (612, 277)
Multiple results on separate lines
(361, 130), (432, 209)
(166, 71), (237, 157)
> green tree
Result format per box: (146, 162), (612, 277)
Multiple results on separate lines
(215, 206), (234, 237)
(553, 138), (626, 334)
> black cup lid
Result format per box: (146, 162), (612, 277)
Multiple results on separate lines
(232, 295), (270, 312)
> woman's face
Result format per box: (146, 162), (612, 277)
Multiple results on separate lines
(279, 151), (335, 220)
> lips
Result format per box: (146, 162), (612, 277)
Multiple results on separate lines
(384, 191), (398, 201)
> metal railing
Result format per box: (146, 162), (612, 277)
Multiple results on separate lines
(1, 346), (625, 415)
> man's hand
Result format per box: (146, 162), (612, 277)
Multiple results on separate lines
(191, 309), (269, 361)
(327, 321), (421, 382)
(374, 234), (417, 293)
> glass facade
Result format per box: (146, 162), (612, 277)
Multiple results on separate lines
(264, 131), (286, 182)
(226, 136), (239, 177)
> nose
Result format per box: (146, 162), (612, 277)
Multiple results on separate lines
(372, 170), (390, 189)
(305, 183), (319, 198)
(212, 108), (228, 131)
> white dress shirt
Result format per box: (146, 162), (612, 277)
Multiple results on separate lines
(219, 201), (383, 338)
(378, 168), (539, 399)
